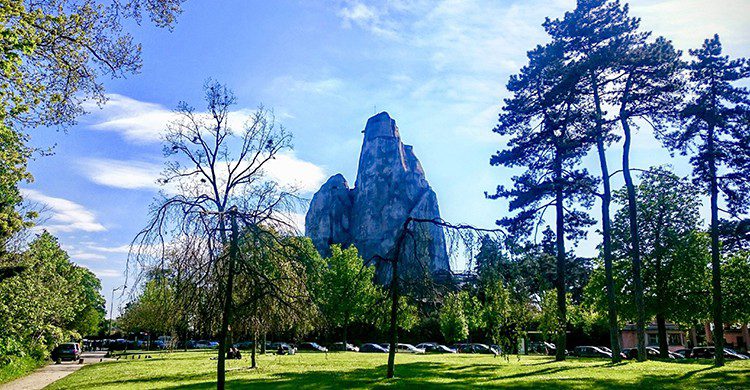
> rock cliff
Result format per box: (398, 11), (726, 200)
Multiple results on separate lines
(305, 112), (449, 282)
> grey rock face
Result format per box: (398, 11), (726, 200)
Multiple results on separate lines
(305, 112), (449, 282)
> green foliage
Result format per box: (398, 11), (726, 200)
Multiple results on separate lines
(438, 291), (469, 344)
(119, 278), (175, 335)
(597, 168), (711, 327)
(0, 232), (105, 363)
(722, 252), (750, 324)
(316, 245), (378, 342)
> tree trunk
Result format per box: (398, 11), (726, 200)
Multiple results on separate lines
(592, 71), (620, 363)
(656, 313), (668, 358)
(261, 332), (266, 354)
(707, 124), (724, 367)
(217, 212), (239, 389)
(251, 332), (257, 369)
(342, 320), (348, 350)
(689, 326), (697, 348)
(621, 115), (646, 362)
(554, 151), (567, 362)
(386, 257), (399, 378)
(742, 323), (749, 352)
(704, 322), (713, 344)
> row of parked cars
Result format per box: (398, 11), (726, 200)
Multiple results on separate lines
(572, 345), (750, 360)
(230, 341), (502, 355)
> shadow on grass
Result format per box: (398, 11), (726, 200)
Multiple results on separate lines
(127, 360), (748, 390)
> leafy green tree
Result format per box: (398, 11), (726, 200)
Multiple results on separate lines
(722, 252), (750, 327)
(119, 278), (174, 337)
(439, 291), (470, 345)
(661, 35), (750, 366)
(489, 41), (596, 360)
(611, 167), (707, 357)
(0, 232), (105, 363)
(317, 245), (377, 347)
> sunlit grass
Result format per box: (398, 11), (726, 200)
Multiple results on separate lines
(47, 351), (750, 389)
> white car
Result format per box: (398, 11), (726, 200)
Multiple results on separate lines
(397, 343), (425, 354)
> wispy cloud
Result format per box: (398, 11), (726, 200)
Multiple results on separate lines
(84, 94), (260, 144)
(88, 244), (132, 253)
(21, 189), (106, 233)
(90, 268), (123, 278)
(70, 252), (108, 261)
(269, 76), (344, 95)
(79, 152), (326, 194)
(84, 94), (175, 143)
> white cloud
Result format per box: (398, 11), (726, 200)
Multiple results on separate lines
(85, 94), (175, 143)
(21, 189), (106, 233)
(88, 244), (132, 254)
(264, 152), (327, 193)
(630, 0), (750, 52)
(79, 158), (162, 190)
(71, 252), (108, 261)
(90, 269), (122, 278)
(79, 152), (326, 194)
(84, 94), (260, 144)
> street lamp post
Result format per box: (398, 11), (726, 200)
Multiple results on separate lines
(108, 285), (126, 337)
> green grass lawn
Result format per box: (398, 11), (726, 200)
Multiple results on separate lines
(46, 351), (750, 389)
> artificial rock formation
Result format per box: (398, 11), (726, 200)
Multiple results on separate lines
(305, 112), (449, 282)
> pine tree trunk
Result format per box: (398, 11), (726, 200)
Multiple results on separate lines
(217, 212), (239, 389)
(707, 124), (724, 366)
(656, 313), (668, 358)
(342, 320), (348, 350)
(592, 71), (620, 363)
(554, 152), (567, 362)
(386, 257), (399, 378)
(621, 115), (646, 362)
(251, 332), (257, 369)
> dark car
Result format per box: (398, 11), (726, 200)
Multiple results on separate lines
(692, 346), (749, 360)
(473, 343), (500, 355)
(574, 346), (612, 358)
(52, 342), (81, 361)
(453, 343), (473, 353)
(299, 342), (328, 352)
(360, 343), (388, 353)
(330, 342), (359, 352)
(423, 344), (456, 354)
(673, 348), (691, 358)
(599, 346), (628, 359)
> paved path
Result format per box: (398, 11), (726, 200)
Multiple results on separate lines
(1, 351), (109, 390)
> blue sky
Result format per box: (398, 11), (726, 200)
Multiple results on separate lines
(22, 0), (750, 315)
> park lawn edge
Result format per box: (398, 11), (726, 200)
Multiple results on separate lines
(0, 355), (45, 385)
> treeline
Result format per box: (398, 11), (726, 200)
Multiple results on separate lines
(0, 232), (106, 365)
(488, 0), (750, 366)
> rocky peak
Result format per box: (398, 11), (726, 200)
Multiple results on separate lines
(306, 112), (449, 282)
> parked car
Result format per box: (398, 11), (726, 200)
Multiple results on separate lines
(673, 348), (691, 358)
(473, 343), (500, 355)
(192, 340), (218, 349)
(574, 346), (612, 358)
(624, 347), (683, 360)
(378, 343), (390, 350)
(423, 344), (456, 354)
(692, 347), (748, 360)
(599, 346), (628, 359)
(234, 341), (255, 350)
(299, 342), (328, 352)
(330, 342), (359, 352)
(396, 343), (425, 353)
(51, 342), (81, 361)
(360, 343), (389, 353)
(270, 342), (297, 355)
(453, 343), (473, 353)
(416, 342), (439, 350)
(528, 341), (557, 355)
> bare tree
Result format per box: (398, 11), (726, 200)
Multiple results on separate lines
(380, 216), (505, 379)
(128, 81), (301, 389)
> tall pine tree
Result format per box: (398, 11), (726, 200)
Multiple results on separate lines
(489, 42), (596, 361)
(662, 35), (750, 366)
